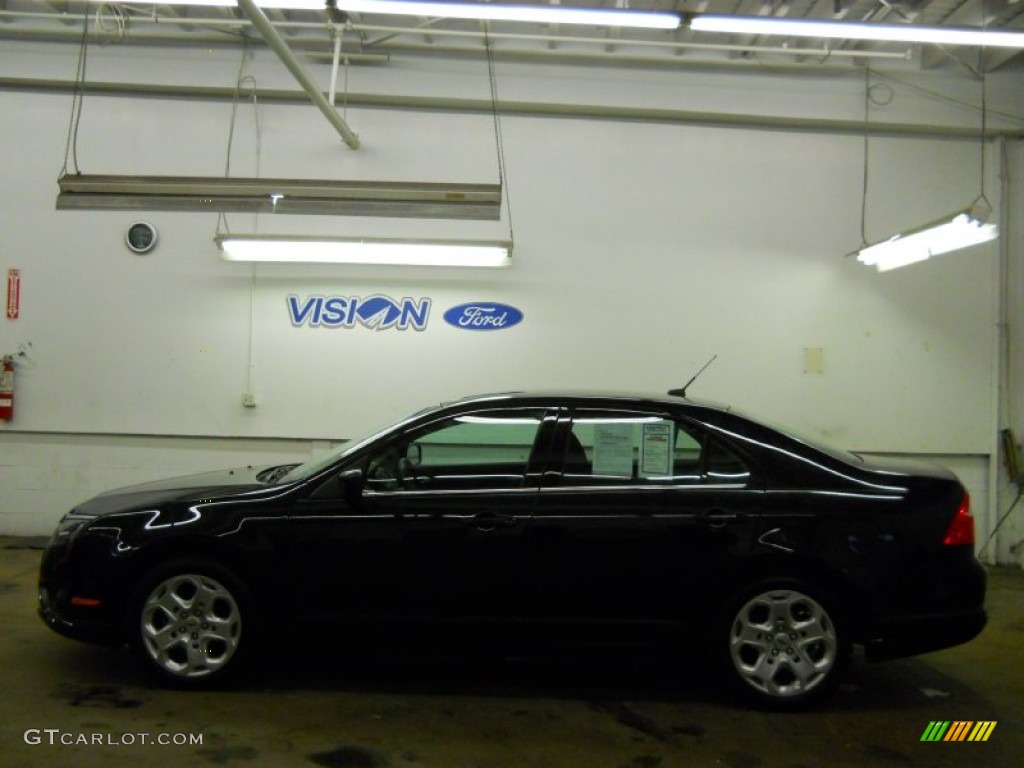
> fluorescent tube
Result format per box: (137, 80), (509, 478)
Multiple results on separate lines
(87, 0), (323, 7)
(855, 210), (998, 272)
(86, 0), (681, 29)
(690, 15), (1024, 49)
(216, 235), (512, 267)
(332, 1), (681, 29)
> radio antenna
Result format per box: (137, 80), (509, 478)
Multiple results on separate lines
(668, 354), (718, 398)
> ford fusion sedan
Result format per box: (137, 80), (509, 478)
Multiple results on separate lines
(38, 391), (986, 706)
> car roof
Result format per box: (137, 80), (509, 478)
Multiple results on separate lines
(440, 390), (734, 413)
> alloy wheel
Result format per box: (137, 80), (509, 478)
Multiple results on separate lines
(139, 573), (242, 680)
(728, 588), (838, 701)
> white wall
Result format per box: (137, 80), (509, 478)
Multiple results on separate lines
(0, 39), (1022, 551)
(998, 138), (1024, 566)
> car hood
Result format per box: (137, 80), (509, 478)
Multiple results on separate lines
(73, 465), (286, 517)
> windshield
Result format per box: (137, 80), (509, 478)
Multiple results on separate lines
(276, 408), (431, 484)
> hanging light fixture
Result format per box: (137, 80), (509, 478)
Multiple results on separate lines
(855, 200), (998, 272)
(210, 6), (516, 271)
(851, 44), (999, 273)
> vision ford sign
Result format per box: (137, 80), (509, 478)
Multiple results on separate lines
(443, 303), (524, 331)
(288, 295), (430, 331)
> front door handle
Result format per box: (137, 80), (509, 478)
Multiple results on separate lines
(698, 508), (745, 528)
(473, 512), (518, 532)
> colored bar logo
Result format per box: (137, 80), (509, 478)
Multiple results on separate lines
(921, 721), (996, 742)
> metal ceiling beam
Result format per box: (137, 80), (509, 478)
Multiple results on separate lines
(1, 3), (1021, 72)
(0, 18), (913, 63)
(234, 0), (361, 149)
(920, 0), (1024, 70)
(55, 174), (503, 219)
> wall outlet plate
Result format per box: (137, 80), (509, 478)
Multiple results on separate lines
(242, 393), (257, 408)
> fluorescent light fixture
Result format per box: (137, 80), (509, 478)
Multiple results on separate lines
(216, 234), (512, 267)
(57, 175), (502, 220)
(690, 15), (1024, 49)
(83, 0), (323, 8)
(855, 206), (998, 272)
(85, 0), (681, 29)
(332, 1), (681, 29)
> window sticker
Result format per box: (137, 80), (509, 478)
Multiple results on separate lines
(640, 422), (674, 478)
(592, 423), (635, 477)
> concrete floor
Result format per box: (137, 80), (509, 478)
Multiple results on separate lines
(1, 537), (1022, 768)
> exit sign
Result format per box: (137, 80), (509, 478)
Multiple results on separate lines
(6, 269), (19, 320)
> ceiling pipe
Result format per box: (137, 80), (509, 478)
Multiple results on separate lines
(234, 0), (360, 149)
(6, 76), (1022, 141)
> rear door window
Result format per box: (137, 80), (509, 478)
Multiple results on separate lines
(560, 410), (750, 487)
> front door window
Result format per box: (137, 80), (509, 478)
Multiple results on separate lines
(365, 409), (547, 492)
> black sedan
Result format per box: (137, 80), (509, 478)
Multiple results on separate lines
(38, 391), (986, 706)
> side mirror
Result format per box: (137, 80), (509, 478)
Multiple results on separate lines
(338, 468), (365, 502)
(310, 468), (364, 501)
(405, 442), (423, 466)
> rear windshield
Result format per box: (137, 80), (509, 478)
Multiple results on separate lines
(729, 407), (863, 465)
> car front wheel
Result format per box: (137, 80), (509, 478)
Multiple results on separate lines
(132, 562), (250, 686)
(724, 583), (844, 707)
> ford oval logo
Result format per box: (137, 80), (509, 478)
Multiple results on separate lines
(443, 302), (524, 331)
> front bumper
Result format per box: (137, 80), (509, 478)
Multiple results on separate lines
(37, 529), (130, 647)
(37, 584), (124, 646)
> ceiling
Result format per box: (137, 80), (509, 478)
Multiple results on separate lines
(1, 1), (1023, 74)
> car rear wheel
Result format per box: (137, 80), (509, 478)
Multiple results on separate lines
(724, 583), (844, 708)
(132, 561), (250, 687)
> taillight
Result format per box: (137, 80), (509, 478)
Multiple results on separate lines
(943, 493), (975, 546)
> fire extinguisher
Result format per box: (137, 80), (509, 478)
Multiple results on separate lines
(0, 356), (14, 421)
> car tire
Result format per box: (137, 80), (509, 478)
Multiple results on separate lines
(129, 560), (255, 688)
(721, 580), (847, 709)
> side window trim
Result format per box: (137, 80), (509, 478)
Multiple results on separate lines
(525, 407), (563, 481)
(540, 409), (580, 487)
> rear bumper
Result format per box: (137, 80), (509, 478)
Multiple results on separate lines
(862, 607), (987, 662)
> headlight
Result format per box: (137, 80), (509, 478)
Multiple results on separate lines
(51, 513), (94, 544)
